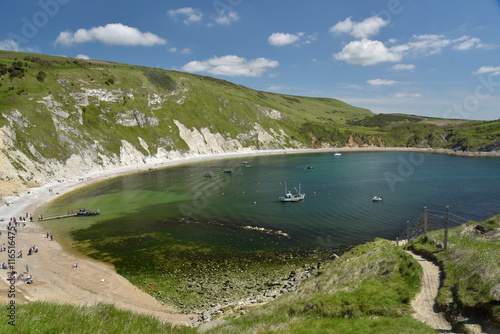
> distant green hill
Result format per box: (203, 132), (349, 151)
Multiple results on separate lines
(0, 50), (499, 196)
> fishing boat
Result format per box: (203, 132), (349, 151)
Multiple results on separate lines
(279, 181), (305, 202)
(371, 196), (383, 201)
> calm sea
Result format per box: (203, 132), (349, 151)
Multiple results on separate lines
(43, 151), (500, 251)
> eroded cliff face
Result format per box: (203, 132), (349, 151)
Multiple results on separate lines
(0, 80), (303, 197)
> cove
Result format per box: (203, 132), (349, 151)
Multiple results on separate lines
(40, 151), (500, 312)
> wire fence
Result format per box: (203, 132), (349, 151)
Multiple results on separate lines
(397, 206), (470, 246)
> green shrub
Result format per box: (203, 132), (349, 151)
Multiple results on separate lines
(144, 69), (176, 91)
(36, 70), (47, 82)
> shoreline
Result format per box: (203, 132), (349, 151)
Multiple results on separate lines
(0, 146), (498, 325)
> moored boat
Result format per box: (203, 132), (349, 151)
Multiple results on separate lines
(77, 209), (100, 216)
(279, 181), (305, 202)
(372, 196), (383, 201)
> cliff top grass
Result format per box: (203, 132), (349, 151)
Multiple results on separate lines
(202, 239), (435, 334)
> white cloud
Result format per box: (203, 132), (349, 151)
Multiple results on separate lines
(334, 33), (491, 66)
(393, 92), (422, 98)
(182, 55), (278, 77)
(76, 54), (90, 59)
(267, 86), (282, 91)
(367, 79), (400, 86)
(406, 34), (451, 56)
(215, 11), (239, 25)
(453, 36), (480, 51)
(0, 39), (23, 51)
(169, 47), (192, 54)
(334, 39), (404, 66)
(268, 32), (302, 46)
(390, 64), (415, 71)
(54, 23), (166, 46)
(473, 66), (500, 76)
(330, 16), (389, 39)
(168, 7), (203, 25)
(0, 39), (38, 53)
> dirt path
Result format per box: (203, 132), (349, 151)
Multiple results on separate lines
(407, 251), (454, 333)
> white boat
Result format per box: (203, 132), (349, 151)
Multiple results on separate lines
(372, 196), (383, 201)
(279, 181), (305, 202)
(334, 152), (341, 156)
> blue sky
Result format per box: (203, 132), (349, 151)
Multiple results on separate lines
(1, 0), (500, 120)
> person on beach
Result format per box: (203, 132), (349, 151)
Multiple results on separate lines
(46, 232), (49, 238)
(17, 250), (22, 258)
(50, 235), (53, 241)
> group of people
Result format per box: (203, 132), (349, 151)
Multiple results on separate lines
(8, 272), (34, 284)
(28, 245), (38, 256)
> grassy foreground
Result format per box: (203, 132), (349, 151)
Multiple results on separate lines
(0, 302), (194, 334)
(1, 239), (435, 333)
(407, 214), (500, 329)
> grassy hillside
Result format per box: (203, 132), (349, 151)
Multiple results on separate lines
(0, 50), (376, 194)
(1, 239), (435, 334)
(4, 220), (498, 333)
(0, 50), (371, 158)
(202, 239), (434, 333)
(1, 50), (499, 196)
(407, 215), (500, 331)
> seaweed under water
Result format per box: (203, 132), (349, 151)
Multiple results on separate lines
(70, 214), (337, 313)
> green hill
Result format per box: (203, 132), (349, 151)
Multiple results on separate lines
(0, 50), (499, 196)
(0, 50), (372, 195)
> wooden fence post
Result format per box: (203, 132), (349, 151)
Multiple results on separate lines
(407, 220), (410, 241)
(444, 206), (449, 250)
(424, 206), (428, 235)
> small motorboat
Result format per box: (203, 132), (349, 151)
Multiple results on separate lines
(77, 209), (100, 216)
(204, 171), (212, 177)
(334, 152), (341, 156)
(372, 196), (383, 201)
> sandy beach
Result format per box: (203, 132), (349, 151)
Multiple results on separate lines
(0, 149), (310, 326)
(0, 146), (497, 326)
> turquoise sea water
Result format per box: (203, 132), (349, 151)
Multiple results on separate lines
(43, 151), (500, 251)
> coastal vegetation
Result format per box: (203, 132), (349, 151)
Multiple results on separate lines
(1, 239), (433, 334)
(407, 214), (500, 330)
(2, 215), (499, 332)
